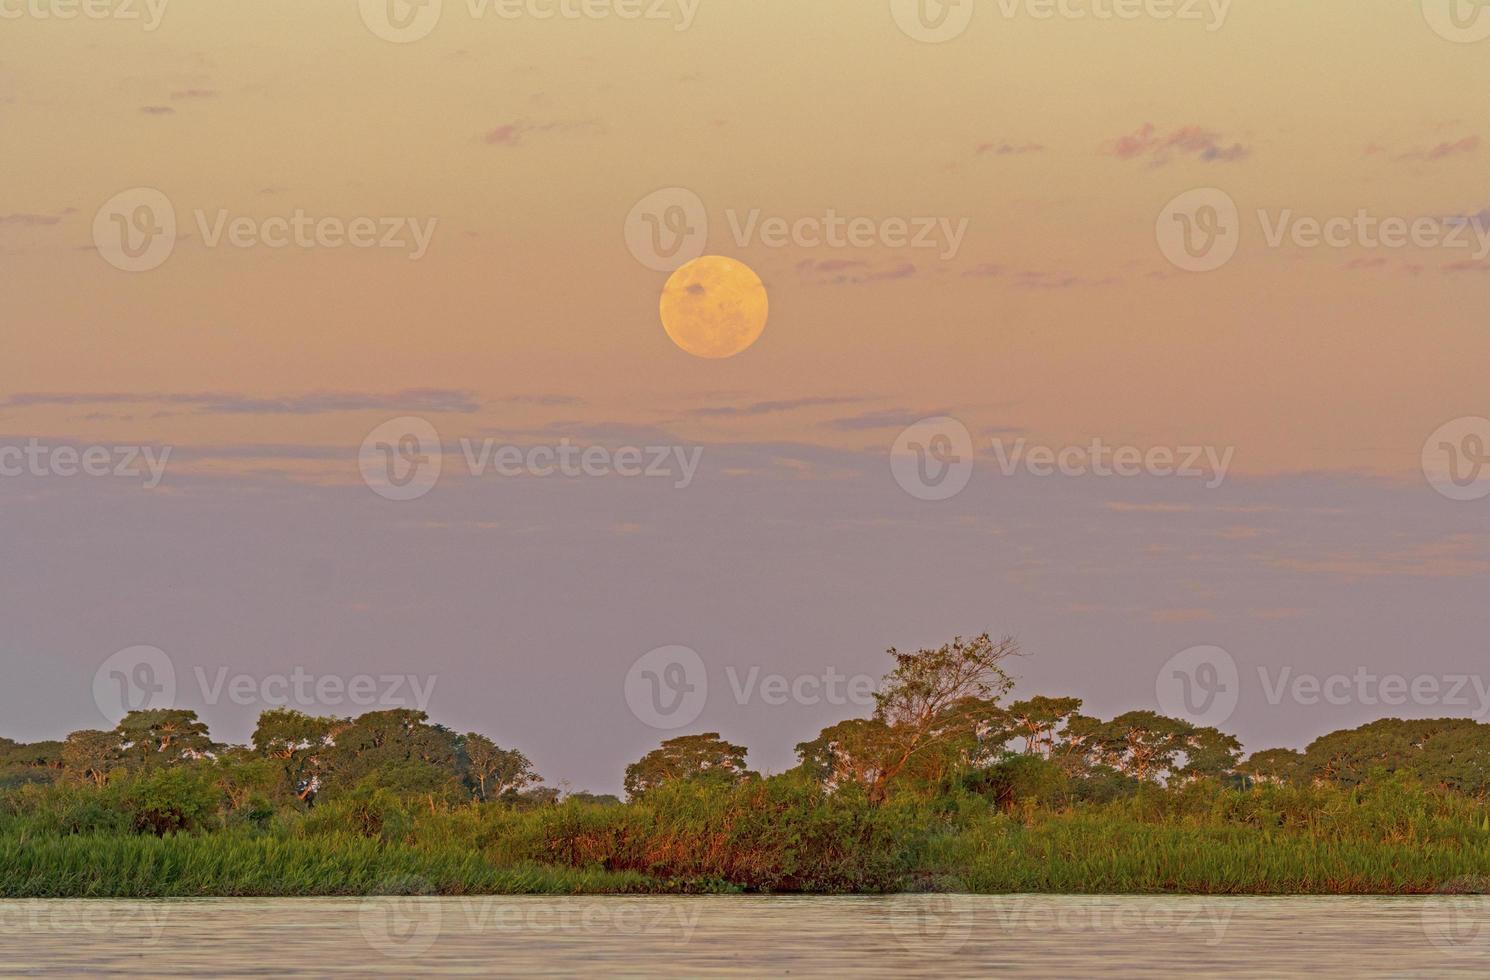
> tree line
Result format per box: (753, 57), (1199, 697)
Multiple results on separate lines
(4, 634), (1490, 834)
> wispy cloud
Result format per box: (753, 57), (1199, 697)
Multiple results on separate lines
(1261, 533), (1490, 580)
(482, 119), (602, 146)
(796, 258), (919, 286)
(1, 389), (481, 415)
(1397, 135), (1480, 162)
(824, 408), (950, 432)
(690, 396), (865, 419)
(1103, 123), (1249, 165)
(976, 140), (1045, 156)
(0, 209), (74, 227)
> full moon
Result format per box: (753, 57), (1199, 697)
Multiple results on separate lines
(659, 255), (769, 359)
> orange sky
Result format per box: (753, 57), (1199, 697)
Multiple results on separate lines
(3, 1), (1487, 481)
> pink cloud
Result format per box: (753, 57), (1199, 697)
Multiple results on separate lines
(1426, 136), (1480, 160)
(1103, 123), (1250, 165)
(482, 118), (603, 147)
(1390, 135), (1481, 163)
(975, 140), (1045, 156)
(483, 123), (526, 145)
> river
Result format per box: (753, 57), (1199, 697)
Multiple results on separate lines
(3, 894), (1488, 976)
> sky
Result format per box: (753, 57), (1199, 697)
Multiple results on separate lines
(2, 0), (1489, 792)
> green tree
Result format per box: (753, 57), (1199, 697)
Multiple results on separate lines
(1082, 711), (1194, 783)
(1238, 747), (1306, 786)
(1175, 726), (1242, 782)
(319, 709), (463, 805)
(565, 791), (622, 806)
(114, 710), (217, 769)
(624, 733), (752, 799)
(1302, 718), (1490, 797)
(62, 729), (122, 786)
(461, 732), (539, 802)
(864, 633), (1019, 801)
(251, 708), (347, 802)
(795, 718), (903, 792)
(1007, 696), (1085, 758)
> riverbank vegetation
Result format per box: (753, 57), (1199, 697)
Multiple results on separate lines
(3, 635), (1488, 896)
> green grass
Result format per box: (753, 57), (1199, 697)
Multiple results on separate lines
(4, 774), (1489, 897)
(927, 814), (1490, 894)
(0, 830), (654, 898)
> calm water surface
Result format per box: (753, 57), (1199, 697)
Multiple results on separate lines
(3, 895), (1488, 976)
